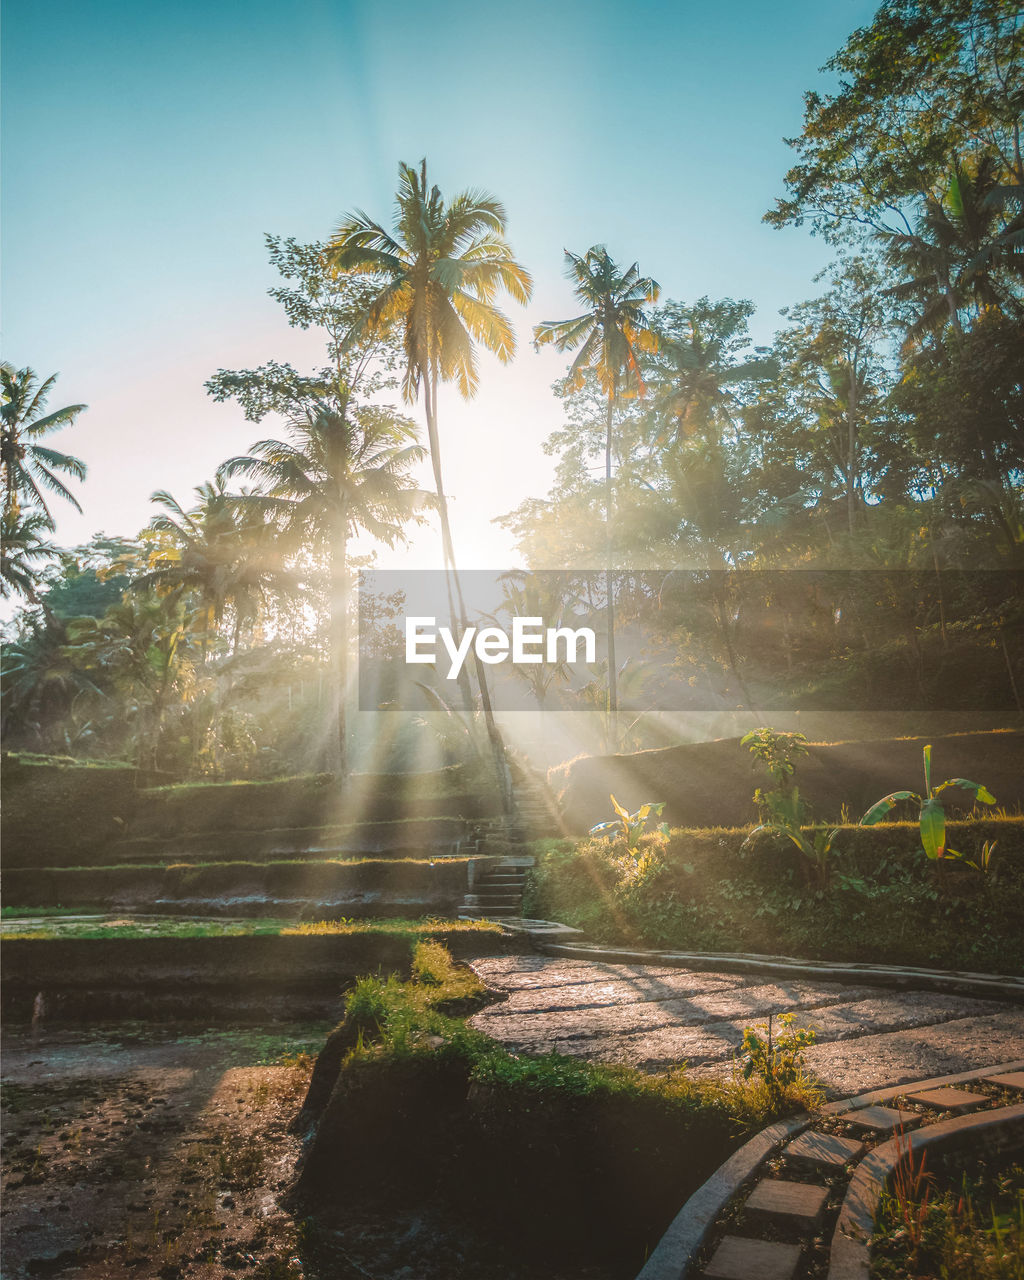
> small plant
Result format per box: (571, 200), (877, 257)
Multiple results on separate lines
(962, 839), (998, 875)
(882, 1126), (936, 1270)
(742, 726), (810, 824)
(738, 1011), (816, 1106)
(744, 807), (840, 888)
(589, 794), (669, 850)
(860, 744), (996, 862)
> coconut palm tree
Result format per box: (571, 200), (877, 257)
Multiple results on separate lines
(0, 508), (58, 602)
(533, 246), (659, 744)
(218, 395), (428, 773)
(1, 366), (87, 525)
(138, 480), (296, 657)
(327, 159), (532, 575)
(650, 298), (777, 444)
(326, 159), (532, 782)
(882, 155), (1024, 349)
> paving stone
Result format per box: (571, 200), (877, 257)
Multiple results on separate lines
(744, 1178), (828, 1230)
(904, 1086), (989, 1113)
(985, 1071), (1024, 1092)
(797, 1010), (1024, 1095)
(784, 1130), (864, 1172)
(704, 1235), (801, 1280)
(839, 1105), (922, 1135)
(469, 957), (1024, 1097)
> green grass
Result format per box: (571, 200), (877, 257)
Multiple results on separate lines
(0, 915), (502, 942)
(20, 854), (478, 872)
(282, 917), (502, 937)
(324, 940), (820, 1133)
(872, 1156), (1024, 1279)
(0, 905), (95, 919)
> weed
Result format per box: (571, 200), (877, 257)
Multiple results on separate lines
(737, 1012), (818, 1107)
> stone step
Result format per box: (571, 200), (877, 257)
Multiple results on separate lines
(783, 1131), (864, 1174)
(903, 1086), (989, 1113)
(839, 1105), (922, 1136)
(704, 1236), (801, 1280)
(744, 1178), (828, 1232)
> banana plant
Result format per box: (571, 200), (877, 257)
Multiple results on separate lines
(859, 744), (996, 861)
(590, 794), (669, 850)
(743, 786), (839, 887)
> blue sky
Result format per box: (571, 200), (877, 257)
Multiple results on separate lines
(3, 0), (875, 567)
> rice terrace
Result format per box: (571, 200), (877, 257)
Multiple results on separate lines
(3, 0), (1024, 1276)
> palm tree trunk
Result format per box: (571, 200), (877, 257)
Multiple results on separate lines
(422, 375), (476, 721)
(424, 374), (509, 802)
(604, 385), (618, 752)
(847, 368), (858, 537)
(331, 512), (349, 777)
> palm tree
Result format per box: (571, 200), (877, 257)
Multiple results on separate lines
(882, 155), (1024, 349)
(650, 298), (777, 444)
(219, 394), (427, 773)
(1, 366), (87, 525)
(327, 160), (532, 573)
(326, 160), (532, 779)
(64, 592), (193, 770)
(138, 480), (295, 657)
(1, 508), (58, 602)
(533, 246), (659, 745)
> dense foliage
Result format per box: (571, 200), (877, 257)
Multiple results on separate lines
(524, 819), (1024, 972)
(3, 0), (1021, 771)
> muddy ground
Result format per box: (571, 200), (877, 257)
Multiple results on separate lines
(1, 1023), (614, 1280)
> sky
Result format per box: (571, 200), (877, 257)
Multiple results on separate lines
(2, 0), (877, 573)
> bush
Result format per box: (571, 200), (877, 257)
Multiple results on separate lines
(524, 819), (1024, 972)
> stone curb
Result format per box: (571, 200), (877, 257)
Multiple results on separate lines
(537, 941), (1024, 1003)
(635, 1114), (812, 1280)
(633, 1060), (1024, 1280)
(828, 1101), (1024, 1280)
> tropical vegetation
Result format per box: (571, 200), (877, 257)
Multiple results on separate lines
(2, 0), (1020, 776)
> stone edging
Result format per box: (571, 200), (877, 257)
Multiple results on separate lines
(635, 1060), (1024, 1280)
(828, 1100), (1024, 1280)
(535, 940), (1024, 1003)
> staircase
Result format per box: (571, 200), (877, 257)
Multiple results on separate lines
(462, 857), (531, 919)
(459, 755), (568, 920)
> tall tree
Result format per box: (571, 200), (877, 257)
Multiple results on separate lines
(1, 366), (87, 526)
(208, 240), (425, 774)
(533, 246), (659, 745)
(219, 397), (427, 774)
(0, 509), (58, 602)
(766, 0), (1024, 242)
(774, 259), (893, 536)
(138, 481), (295, 657)
(326, 160), (533, 778)
(881, 155), (1024, 347)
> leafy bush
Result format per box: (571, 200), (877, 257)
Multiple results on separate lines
(741, 726), (810, 825)
(524, 819), (1024, 972)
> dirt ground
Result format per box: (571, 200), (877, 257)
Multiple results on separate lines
(2, 1025), (317, 1279)
(1, 1023), (616, 1280)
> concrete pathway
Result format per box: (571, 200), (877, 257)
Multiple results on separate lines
(468, 955), (1024, 1096)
